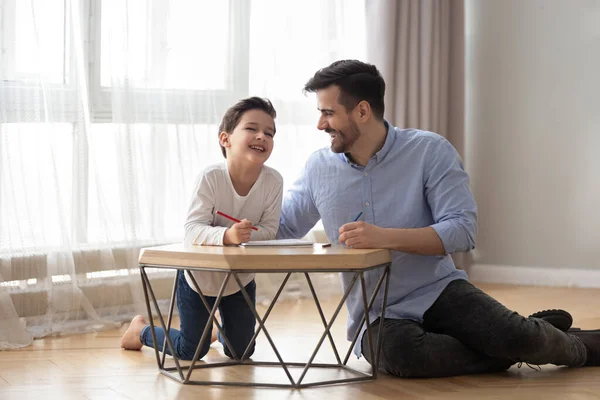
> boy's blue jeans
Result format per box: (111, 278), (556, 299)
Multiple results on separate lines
(140, 270), (256, 360)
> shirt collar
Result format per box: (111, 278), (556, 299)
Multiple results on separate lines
(374, 120), (395, 162)
(339, 120), (395, 167)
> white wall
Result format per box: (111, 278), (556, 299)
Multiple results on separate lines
(465, 0), (600, 285)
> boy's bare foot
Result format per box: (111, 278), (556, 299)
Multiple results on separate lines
(211, 310), (220, 344)
(120, 315), (147, 350)
(211, 324), (219, 344)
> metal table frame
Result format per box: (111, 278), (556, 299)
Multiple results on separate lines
(139, 262), (391, 388)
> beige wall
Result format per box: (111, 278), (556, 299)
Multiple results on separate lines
(465, 0), (600, 270)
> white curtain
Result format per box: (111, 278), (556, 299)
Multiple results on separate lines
(0, 0), (366, 349)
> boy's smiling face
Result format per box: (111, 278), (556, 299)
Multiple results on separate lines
(219, 109), (276, 164)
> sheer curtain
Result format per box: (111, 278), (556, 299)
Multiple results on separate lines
(0, 0), (366, 349)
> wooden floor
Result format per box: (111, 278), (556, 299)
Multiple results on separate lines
(1, 283), (600, 400)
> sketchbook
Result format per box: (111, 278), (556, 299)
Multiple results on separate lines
(240, 239), (315, 247)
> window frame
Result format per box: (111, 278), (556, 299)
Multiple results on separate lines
(88, 0), (250, 124)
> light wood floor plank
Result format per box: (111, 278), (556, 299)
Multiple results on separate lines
(0, 283), (599, 399)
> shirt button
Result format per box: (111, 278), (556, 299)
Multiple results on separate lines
(364, 172), (368, 177)
(365, 202), (370, 207)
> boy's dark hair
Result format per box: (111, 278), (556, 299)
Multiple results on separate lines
(218, 97), (277, 158)
(304, 60), (385, 120)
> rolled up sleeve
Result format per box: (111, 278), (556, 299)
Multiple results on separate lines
(426, 139), (477, 254)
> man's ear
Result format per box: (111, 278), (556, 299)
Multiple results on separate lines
(356, 101), (371, 122)
(219, 131), (230, 148)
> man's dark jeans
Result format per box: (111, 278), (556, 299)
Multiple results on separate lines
(362, 279), (587, 378)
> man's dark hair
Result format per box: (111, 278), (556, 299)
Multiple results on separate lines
(218, 97), (277, 158)
(304, 60), (385, 120)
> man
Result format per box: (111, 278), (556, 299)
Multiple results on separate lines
(276, 60), (599, 377)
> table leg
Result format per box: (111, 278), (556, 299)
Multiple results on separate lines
(343, 265), (390, 366)
(240, 272), (292, 360)
(140, 267), (185, 381)
(359, 272), (376, 378)
(296, 273), (359, 385)
(185, 271), (240, 360)
(232, 272), (296, 386)
(184, 271), (232, 382)
(304, 273), (342, 365)
(374, 265), (391, 372)
(160, 271), (179, 369)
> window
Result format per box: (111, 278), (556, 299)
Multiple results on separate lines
(1, 0), (251, 252)
(100, 0), (230, 90)
(1, 0), (365, 253)
(3, 0), (70, 84)
(91, 0), (249, 122)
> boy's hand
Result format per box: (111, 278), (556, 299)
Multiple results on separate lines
(223, 219), (253, 245)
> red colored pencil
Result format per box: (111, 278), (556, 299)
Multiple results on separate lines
(216, 211), (259, 231)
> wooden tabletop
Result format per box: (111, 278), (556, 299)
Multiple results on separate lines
(138, 243), (391, 271)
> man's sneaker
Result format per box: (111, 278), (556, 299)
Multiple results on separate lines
(570, 331), (600, 366)
(529, 309), (573, 332)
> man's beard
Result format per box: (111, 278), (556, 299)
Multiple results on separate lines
(326, 121), (360, 153)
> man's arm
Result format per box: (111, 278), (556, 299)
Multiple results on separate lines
(381, 226), (445, 255)
(276, 163), (321, 240)
(387, 226), (446, 255)
(339, 223), (445, 255)
(424, 138), (477, 254)
(339, 138), (477, 255)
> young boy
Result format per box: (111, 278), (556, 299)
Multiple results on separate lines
(120, 97), (283, 360)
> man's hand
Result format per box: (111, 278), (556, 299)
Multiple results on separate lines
(338, 221), (388, 249)
(339, 222), (446, 255)
(223, 219), (253, 244)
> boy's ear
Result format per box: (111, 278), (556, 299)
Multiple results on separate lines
(219, 131), (231, 148)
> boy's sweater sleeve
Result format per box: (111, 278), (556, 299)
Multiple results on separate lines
(184, 173), (227, 245)
(250, 170), (283, 241)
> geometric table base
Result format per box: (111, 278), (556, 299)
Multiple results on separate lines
(139, 263), (391, 388)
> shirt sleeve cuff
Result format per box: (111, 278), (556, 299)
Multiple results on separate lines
(215, 227), (227, 246)
(430, 220), (456, 254)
